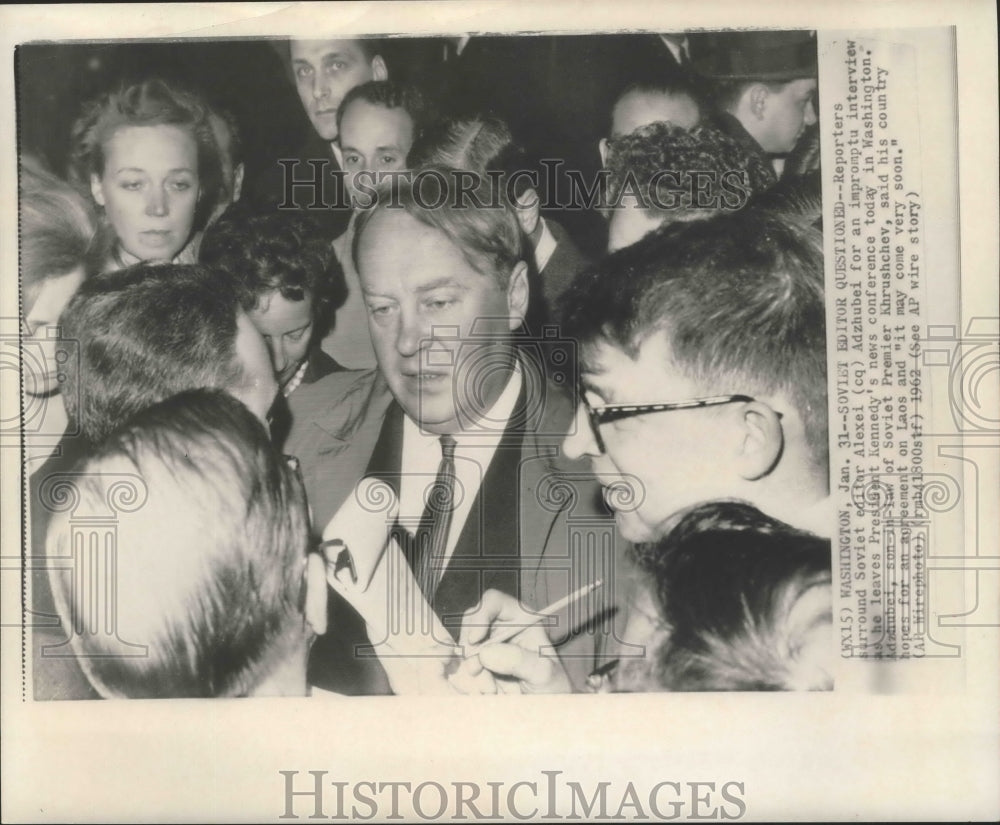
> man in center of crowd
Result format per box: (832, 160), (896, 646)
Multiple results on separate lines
(286, 174), (618, 694)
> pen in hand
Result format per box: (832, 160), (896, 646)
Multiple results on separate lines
(461, 579), (604, 658)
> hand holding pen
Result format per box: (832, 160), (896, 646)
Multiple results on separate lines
(449, 583), (603, 695)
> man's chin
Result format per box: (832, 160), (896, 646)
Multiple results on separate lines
(396, 396), (458, 434)
(309, 123), (339, 143)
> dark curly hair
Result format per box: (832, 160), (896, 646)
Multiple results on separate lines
(604, 120), (776, 218)
(199, 209), (346, 339)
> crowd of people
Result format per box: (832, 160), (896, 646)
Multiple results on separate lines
(21, 29), (832, 699)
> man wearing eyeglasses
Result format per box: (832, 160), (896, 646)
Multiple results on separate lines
(457, 205), (830, 694)
(560, 206), (830, 543)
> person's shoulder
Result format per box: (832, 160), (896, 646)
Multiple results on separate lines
(286, 368), (390, 459)
(289, 368), (384, 416)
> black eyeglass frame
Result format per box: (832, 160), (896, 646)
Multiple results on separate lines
(579, 392), (757, 453)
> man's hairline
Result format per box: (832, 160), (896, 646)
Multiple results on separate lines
(288, 39), (382, 64)
(354, 205), (519, 290)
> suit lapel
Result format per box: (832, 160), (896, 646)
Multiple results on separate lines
(287, 369), (395, 533)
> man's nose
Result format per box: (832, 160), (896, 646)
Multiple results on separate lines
(562, 403), (601, 461)
(311, 72), (330, 101)
(804, 100), (818, 127)
(145, 186), (168, 217)
(395, 310), (428, 358)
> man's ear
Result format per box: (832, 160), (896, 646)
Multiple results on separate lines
(505, 261), (530, 329)
(371, 56), (388, 81)
(514, 188), (541, 237)
(232, 163), (246, 203)
(748, 83), (769, 119)
(598, 137), (609, 167)
(735, 400), (784, 481)
(90, 173), (105, 207)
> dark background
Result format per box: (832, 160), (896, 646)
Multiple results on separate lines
(16, 34), (703, 255)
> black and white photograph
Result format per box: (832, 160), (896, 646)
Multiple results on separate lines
(19, 25), (833, 701)
(2, 2), (997, 822)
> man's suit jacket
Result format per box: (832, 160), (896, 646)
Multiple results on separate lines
(540, 219), (593, 316)
(286, 362), (622, 693)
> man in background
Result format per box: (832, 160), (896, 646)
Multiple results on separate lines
(597, 74), (704, 166)
(249, 38), (388, 240)
(694, 30), (818, 179)
(602, 121), (775, 251)
(323, 79), (433, 369)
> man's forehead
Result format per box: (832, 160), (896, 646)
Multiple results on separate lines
(580, 333), (682, 394)
(359, 210), (467, 275)
(341, 103), (414, 142)
(290, 39), (366, 62)
(364, 207), (430, 242)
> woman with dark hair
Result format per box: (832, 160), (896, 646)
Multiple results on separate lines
(69, 78), (221, 269)
(200, 209), (347, 398)
(20, 156), (98, 445)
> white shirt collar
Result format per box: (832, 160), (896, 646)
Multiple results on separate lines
(398, 363), (524, 565)
(533, 218), (558, 273)
(660, 35), (690, 64)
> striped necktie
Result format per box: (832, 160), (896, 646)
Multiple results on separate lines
(414, 434), (458, 600)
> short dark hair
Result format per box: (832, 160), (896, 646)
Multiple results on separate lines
(60, 263), (249, 443)
(69, 78), (222, 229)
(632, 501), (832, 691)
(352, 169), (523, 289)
(200, 210), (346, 337)
(46, 388), (309, 698)
(336, 79), (434, 142)
(604, 121), (777, 218)
(560, 207), (827, 462)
